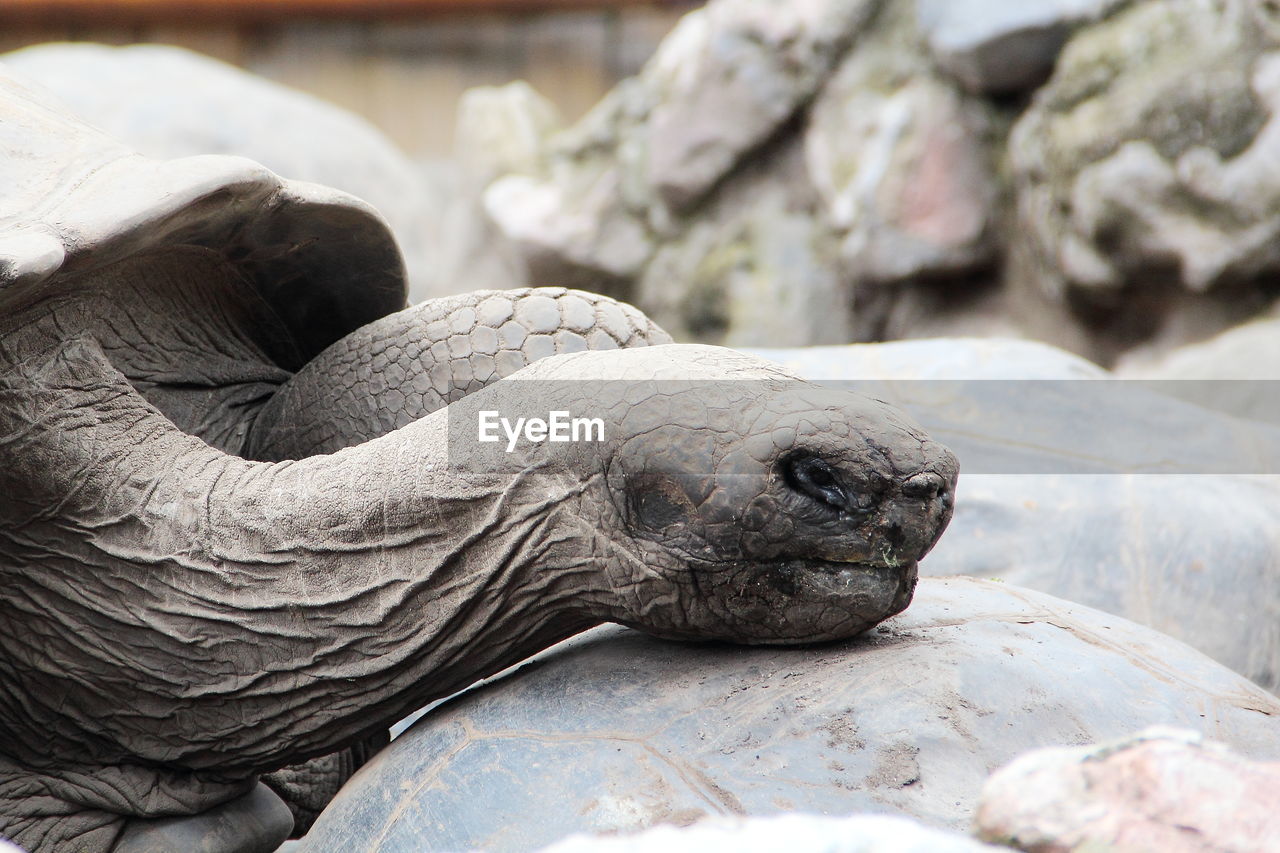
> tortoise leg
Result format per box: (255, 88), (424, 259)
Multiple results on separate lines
(113, 784), (292, 853)
(260, 731), (388, 836)
(246, 287), (671, 461)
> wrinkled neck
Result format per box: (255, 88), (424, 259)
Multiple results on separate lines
(0, 340), (610, 776)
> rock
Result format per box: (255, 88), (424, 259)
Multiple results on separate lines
(644, 0), (879, 212)
(543, 814), (1002, 853)
(1009, 0), (1280, 348)
(485, 0), (880, 287)
(1, 42), (437, 303)
(976, 728), (1280, 853)
(455, 81), (563, 185)
(636, 138), (851, 347)
(420, 161), (531, 299)
(298, 578), (1280, 851)
(872, 280), (1024, 342)
(477, 0), (1022, 343)
(917, 0), (1130, 94)
(805, 4), (998, 284)
(483, 77), (655, 284)
(1114, 315), (1280, 424)
(485, 167), (654, 286)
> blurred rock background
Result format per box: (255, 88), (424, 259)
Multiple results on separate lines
(6, 0), (1280, 371)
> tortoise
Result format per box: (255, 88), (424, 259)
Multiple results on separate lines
(0, 68), (958, 851)
(751, 341), (1280, 692)
(2, 41), (438, 303)
(297, 576), (1280, 852)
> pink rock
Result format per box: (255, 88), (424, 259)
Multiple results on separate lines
(976, 728), (1280, 853)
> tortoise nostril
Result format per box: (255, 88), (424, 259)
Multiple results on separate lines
(903, 472), (948, 503)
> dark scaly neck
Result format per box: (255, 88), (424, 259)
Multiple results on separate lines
(0, 339), (607, 778)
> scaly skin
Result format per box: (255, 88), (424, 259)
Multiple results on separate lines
(0, 248), (677, 840)
(0, 321), (955, 851)
(248, 286), (671, 832)
(246, 285), (673, 461)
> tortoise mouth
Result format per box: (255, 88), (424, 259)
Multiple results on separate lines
(771, 557), (917, 597)
(685, 555), (918, 645)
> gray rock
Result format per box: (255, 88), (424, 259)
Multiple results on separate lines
(455, 81), (563, 186)
(917, 0), (1129, 94)
(976, 728), (1280, 853)
(477, 0), (1018, 344)
(419, 161), (531, 299)
(484, 0), (880, 287)
(644, 0), (879, 212)
(805, 5), (998, 284)
(1114, 315), (1280, 424)
(636, 138), (851, 347)
(1, 42), (437, 303)
(1010, 1), (1280, 306)
(485, 166), (654, 284)
(544, 814), (1002, 853)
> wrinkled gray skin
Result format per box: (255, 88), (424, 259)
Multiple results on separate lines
(0, 71), (957, 853)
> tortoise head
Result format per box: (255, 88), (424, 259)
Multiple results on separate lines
(467, 344), (957, 645)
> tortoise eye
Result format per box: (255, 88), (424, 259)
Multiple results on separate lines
(784, 455), (846, 511)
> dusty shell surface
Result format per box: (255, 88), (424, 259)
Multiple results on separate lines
(297, 578), (1280, 852)
(544, 813), (1002, 853)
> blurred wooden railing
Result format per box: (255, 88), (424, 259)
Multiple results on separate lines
(0, 0), (690, 22)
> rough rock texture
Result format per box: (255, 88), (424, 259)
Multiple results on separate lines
(544, 814), (1003, 853)
(456, 81), (563, 186)
(976, 728), (1280, 853)
(806, 4), (998, 287)
(484, 0), (879, 286)
(462, 0), (1280, 357)
(0, 42), (437, 302)
(479, 0), (1006, 346)
(917, 0), (1130, 94)
(1009, 0), (1280, 355)
(635, 137), (852, 346)
(296, 577), (1280, 852)
(641, 0), (877, 212)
